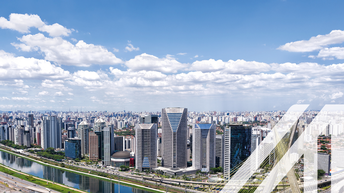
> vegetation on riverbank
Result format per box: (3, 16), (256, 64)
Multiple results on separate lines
(0, 147), (169, 193)
(0, 164), (83, 193)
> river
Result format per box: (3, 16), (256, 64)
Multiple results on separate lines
(0, 150), (152, 193)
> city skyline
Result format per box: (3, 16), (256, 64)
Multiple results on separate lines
(1, 1), (344, 112)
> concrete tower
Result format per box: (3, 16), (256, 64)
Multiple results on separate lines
(192, 123), (216, 171)
(135, 123), (157, 171)
(162, 107), (188, 169)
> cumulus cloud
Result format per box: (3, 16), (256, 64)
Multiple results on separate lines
(189, 59), (271, 73)
(278, 30), (344, 52)
(0, 50), (70, 79)
(13, 33), (123, 66)
(317, 47), (344, 60)
(41, 79), (71, 91)
(55, 91), (64, 96)
(329, 92), (343, 100)
(0, 13), (72, 37)
(125, 53), (185, 73)
(125, 42), (139, 52)
(38, 91), (49, 96)
(0, 13), (44, 33)
(38, 23), (72, 37)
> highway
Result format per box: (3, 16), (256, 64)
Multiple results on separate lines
(0, 170), (59, 193)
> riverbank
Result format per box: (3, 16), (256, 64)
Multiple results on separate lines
(0, 163), (84, 193)
(0, 146), (169, 193)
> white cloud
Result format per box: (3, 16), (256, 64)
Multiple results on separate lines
(38, 23), (72, 37)
(50, 100), (55, 103)
(177, 53), (187, 55)
(68, 92), (73, 96)
(12, 97), (30, 101)
(330, 92), (343, 100)
(38, 91), (49, 96)
(278, 30), (344, 52)
(73, 70), (100, 80)
(125, 53), (185, 73)
(13, 33), (123, 66)
(125, 42), (139, 52)
(317, 47), (344, 60)
(41, 79), (71, 91)
(0, 97), (9, 100)
(55, 91), (64, 96)
(194, 55), (199, 58)
(0, 13), (72, 37)
(113, 48), (119, 52)
(0, 50), (70, 79)
(0, 13), (44, 33)
(189, 59), (271, 73)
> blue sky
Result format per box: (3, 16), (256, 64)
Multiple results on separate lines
(1, 0), (344, 112)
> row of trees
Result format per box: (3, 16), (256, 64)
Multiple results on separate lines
(0, 140), (27, 149)
(36, 147), (65, 161)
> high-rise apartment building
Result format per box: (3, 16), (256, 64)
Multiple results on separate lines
(89, 131), (99, 161)
(41, 115), (62, 149)
(15, 125), (24, 146)
(192, 123), (215, 171)
(135, 123), (157, 171)
(78, 121), (89, 156)
(162, 107), (188, 169)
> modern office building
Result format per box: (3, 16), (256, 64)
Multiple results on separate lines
(94, 118), (106, 132)
(65, 138), (81, 159)
(114, 136), (124, 152)
(0, 123), (8, 141)
(78, 121), (89, 156)
(224, 125), (252, 179)
(101, 127), (111, 166)
(89, 131), (99, 161)
(216, 135), (224, 168)
(67, 127), (76, 138)
(192, 123), (215, 171)
(135, 123), (157, 171)
(318, 153), (330, 174)
(140, 115), (158, 124)
(28, 114), (34, 128)
(162, 107), (188, 169)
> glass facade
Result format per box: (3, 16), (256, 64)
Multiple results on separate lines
(167, 113), (182, 132)
(65, 139), (81, 159)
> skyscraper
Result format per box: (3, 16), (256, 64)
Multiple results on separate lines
(114, 136), (124, 152)
(192, 123), (215, 171)
(89, 131), (99, 161)
(101, 127), (111, 166)
(215, 135), (224, 168)
(42, 115), (62, 149)
(78, 121), (89, 156)
(135, 123), (157, 171)
(224, 125), (252, 179)
(162, 107), (188, 169)
(28, 114), (34, 128)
